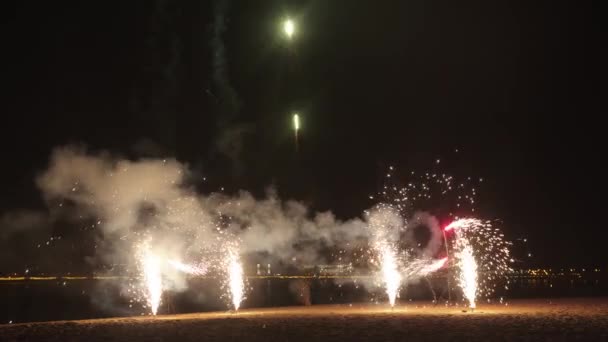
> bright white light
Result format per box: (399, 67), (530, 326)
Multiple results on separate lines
(140, 247), (162, 315)
(228, 249), (245, 311)
(378, 243), (402, 307)
(457, 245), (478, 309)
(284, 19), (295, 39)
(293, 113), (300, 131)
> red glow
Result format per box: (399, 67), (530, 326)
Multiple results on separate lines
(444, 221), (456, 232)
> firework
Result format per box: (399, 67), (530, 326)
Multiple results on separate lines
(374, 167), (512, 306)
(404, 257), (448, 278)
(283, 19), (295, 39)
(226, 248), (245, 311)
(445, 218), (512, 306)
(136, 241), (163, 315)
(376, 166), (480, 218)
(445, 218), (483, 232)
(167, 259), (208, 276)
(368, 206), (403, 307)
(456, 244), (478, 308)
(377, 241), (402, 306)
(293, 113), (300, 151)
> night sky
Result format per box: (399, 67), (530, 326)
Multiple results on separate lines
(2, 1), (604, 267)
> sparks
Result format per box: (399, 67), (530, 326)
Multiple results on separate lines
(456, 244), (478, 308)
(416, 257), (449, 277)
(137, 241), (163, 315)
(445, 218), (482, 232)
(377, 242), (402, 307)
(167, 259), (208, 276)
(368, 206), (403, 307)
(446, 218), (512, 305)
(227, 249), (245, 311)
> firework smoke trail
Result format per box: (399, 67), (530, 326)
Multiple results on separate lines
(137, 241), (163, 315)
(456, 245), (478, 308)
(167, 260), (208, 276)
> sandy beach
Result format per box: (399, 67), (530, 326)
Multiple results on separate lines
(2, 298), (608, 341)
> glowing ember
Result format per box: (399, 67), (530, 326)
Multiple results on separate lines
(137, 242), (163, 315)
(227, 249), (245, 311)
(167, 260), (208, 276)
(456, 244), (478, 308)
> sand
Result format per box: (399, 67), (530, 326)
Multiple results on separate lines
(2, 298), (608, 341)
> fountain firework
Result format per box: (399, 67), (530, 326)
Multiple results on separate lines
(456, 244), (478, 308)
(367, 205), (404, 307)
(446, 218), (512, 307)
(136, 240), (163, 315)
(225, 247), (245, 311)
(27, 147), (516, 315)
(377, 241), (402, 306)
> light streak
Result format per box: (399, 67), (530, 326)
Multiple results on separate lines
(167, 260), (208, 276)
(413, 257), (448, 277)
(293, 113), (300, 151)
(293, 113), (300, 131)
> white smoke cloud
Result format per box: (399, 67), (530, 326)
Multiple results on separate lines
(31, 146), (376, 283)
(4, 145), (450, 310)
(407, 211), (443, 258)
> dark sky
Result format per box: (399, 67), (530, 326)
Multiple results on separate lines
(2, 1), (604, 267)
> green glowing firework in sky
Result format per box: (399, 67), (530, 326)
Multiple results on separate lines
(293, 113), (300, 131)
